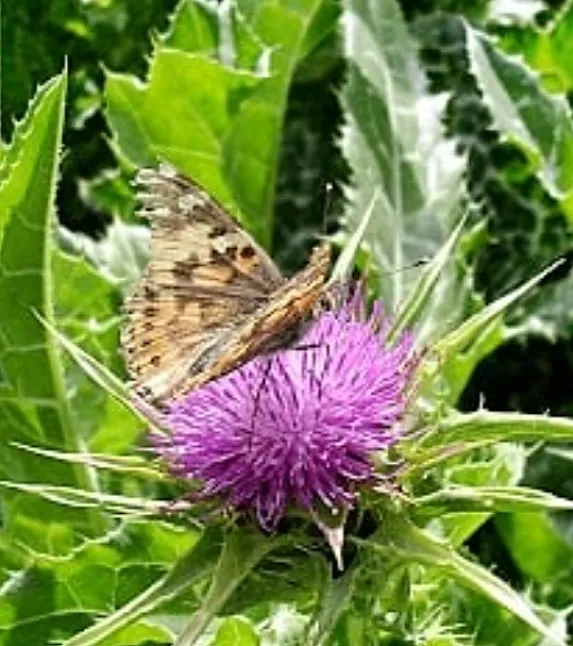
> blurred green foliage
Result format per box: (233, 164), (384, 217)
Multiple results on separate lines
(1, 0), (178, 233)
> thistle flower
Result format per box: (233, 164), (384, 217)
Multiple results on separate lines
(155, 287), (416, 530)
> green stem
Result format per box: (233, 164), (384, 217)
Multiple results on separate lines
(175, 527), (285, 646)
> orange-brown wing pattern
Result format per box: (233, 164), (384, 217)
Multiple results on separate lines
(122, 164), (330, 405)
(122, 165), (284, 403)
(165, 240), (331, 399)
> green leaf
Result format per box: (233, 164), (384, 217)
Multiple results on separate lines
(53, 248), (121, 367)
(466, 24), (573, 219)
(0, 521), (197, 646)
(106, 1), (339, 248)
(422, 259), (563, 403)
(226, 0), (341, 242)
(105, 47), (264, 238)
(77, 168), (136, 222)
(497, 511), (573, 586)
(41, 315), (164, 433)
(162, 0), (263, 71)
(0, 479), (179, 517)
(329, 188), (377, 283)
(387, 215), (468, 345)
(52, 246), (144, 455)
(415, 485), (573, 515)
(413, 12), (572, 308)
(0, 70), (104, 534)
(105, 49), (259, 199)
(55, 221), (153, 454)
(340, 0), (467, 339)
(410, 443), (526, 548)
(370, 510), (566, 645)
(58, 221), (149, 296)
(0, 73), (68, 447)
(223, 545), (323, 617)
(91, 622), (172, 646)
(451, 589), (568, 646)
(64, 526), (222, 646)
(305, 566), (355, 646)
(416, 409), (573, 452)
(434, 260), (562, 359)
(162, 0), (219, 57)
(497, 2), (573, 94)
(209, 616), (258, 646)
(12, 443), (163, 481)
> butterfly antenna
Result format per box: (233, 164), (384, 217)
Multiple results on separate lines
(379, 257), (430, 276)
(248, 357), (274, 446)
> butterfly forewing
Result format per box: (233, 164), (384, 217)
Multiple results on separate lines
(122, 165), (330, 405)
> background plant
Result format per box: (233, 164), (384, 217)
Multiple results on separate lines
(1, 0), (573, 644)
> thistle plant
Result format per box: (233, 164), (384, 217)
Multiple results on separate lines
(2, 1), (573, 645)
(43, 222), (570, 646)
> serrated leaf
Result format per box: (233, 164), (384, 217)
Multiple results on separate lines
(413, 12), (572, 309)
(0, 522), (197, 646)
(0, 74), (68, 445)
(466, 24), (573, 219)
(162, 0), (219, 57)
(372, 511), (566, 646)
(106, 1), (339, 248)
(0, 71), (103, 531)
(105, 49), (259, 199)
(162, 0), (264, 71)
(340, 0), (467, 341)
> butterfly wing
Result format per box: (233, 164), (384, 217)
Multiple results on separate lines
(169, 240), (331, 398)
(122, 165), (285, 403)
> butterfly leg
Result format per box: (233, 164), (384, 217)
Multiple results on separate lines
(289, 342), (322, 352)
(248, 356), (274, 446)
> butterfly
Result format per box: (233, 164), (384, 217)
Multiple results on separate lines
(122, 164), (331, 406)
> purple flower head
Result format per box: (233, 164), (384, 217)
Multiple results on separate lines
(155, 287), (417, 530)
